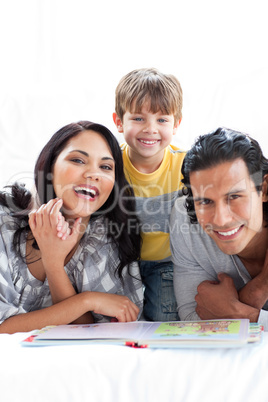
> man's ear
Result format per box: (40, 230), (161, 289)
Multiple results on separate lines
(173, 118), (182, 135)
(112, 112), (123, 133)
(262, 174), (268, 202)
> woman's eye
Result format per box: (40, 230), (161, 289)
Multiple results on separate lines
(100, 165), (113, 171)
(70, 158), (84, 164)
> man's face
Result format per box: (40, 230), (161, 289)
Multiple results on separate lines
(189, 158), (265, 257)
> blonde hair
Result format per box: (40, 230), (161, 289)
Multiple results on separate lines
(115, 68), (183, 123)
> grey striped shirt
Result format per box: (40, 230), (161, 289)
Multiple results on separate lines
(0, 205), (143, 324)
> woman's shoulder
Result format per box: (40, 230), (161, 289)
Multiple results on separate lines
(80, 216), (112, 250)
(0, 203), (14, 222)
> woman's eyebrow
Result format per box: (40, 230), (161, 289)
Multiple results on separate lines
(69, 150), (114, 161)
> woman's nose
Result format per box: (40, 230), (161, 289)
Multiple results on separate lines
(83, 171), (100, 181)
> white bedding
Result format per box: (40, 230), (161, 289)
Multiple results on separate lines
(1, 331), (268, 402)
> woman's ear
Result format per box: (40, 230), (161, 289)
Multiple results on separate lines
(262, 174), (268, 202)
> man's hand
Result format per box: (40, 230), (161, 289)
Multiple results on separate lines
(239, 250), (268, 310)
(195, 273), (259, 322)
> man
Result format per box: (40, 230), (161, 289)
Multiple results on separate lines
(170, 127), (268, 329)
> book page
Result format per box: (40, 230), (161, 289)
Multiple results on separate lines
(34, 321), (155, 341)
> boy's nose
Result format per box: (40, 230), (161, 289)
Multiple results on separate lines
(143, 121), (158, 134)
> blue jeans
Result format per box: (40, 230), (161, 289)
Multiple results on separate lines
(139, 260), (179, 322)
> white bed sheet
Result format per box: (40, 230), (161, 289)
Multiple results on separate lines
(1, 331), (268, 402)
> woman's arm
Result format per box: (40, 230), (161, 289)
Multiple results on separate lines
(0, 291), (140, 334)
(0, 292), (93, 334)
(29, 199), (82, 303)
(28, 198), (95, 323)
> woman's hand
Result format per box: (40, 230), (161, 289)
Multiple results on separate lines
(89, 292), (140, 322)
(29, 198), (81, 267)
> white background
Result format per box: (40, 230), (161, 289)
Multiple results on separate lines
(0, 0), (267, 189)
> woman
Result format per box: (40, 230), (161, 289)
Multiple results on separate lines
(0, 121), (143, 333)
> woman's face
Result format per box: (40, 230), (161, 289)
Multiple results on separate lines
(52, 130), (115, 223)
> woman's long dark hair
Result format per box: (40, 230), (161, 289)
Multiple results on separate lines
(0, 121), (141, 279)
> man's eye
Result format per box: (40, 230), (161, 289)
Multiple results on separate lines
(196, 199), (212, 206)
(228, 194), (240, 201)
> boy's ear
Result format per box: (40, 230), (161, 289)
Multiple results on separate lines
(262, 174), (268, 202)
(173, 118), (182, 135)
(113, 112), (124, 133)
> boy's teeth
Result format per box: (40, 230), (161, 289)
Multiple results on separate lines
(140, 140), (158, 144)
(218, 227), (240, 236)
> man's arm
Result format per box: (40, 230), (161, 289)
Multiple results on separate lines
(238, 250), (268, 310)
(195, 273), (260, 322)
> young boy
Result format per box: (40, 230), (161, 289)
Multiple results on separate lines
(113, 67), (185, 321)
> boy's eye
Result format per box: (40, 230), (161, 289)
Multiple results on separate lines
(158, 118), (167, 123)
(133, 117), (143, 121)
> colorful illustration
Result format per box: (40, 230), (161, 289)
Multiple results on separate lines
(153, 320), (241, 340)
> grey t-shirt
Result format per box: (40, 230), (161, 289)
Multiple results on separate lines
(170, 197), (268, 330)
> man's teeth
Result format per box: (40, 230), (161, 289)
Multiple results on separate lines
(218, 227), (240, 236)
(140, 140), (158, 144)
(75, 187), (96, 196)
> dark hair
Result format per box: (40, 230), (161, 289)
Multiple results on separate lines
(182, 127), (268, 223)
(0, 121), (141, 279)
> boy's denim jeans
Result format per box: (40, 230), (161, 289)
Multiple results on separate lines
(139, 260), (179, 322)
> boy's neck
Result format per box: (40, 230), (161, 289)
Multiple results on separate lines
(128, 147), (166, 174)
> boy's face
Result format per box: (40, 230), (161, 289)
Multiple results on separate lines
(113, 102), (180, 169)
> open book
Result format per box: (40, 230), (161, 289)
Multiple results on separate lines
(22, 319), (263, 348)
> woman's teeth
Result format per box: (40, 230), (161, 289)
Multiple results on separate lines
(75, 187), (96, 197)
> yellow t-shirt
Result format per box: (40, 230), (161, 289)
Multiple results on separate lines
(121, 144), (186, 261)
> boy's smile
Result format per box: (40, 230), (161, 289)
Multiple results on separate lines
(114, 102), (180, 173)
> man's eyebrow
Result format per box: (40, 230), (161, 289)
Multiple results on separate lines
(193, 196), (210, 202)
(193, 188), (246, 202)
(69, 150), (114, 161)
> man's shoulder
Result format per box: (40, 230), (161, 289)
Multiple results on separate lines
(170, 197), (211, 243)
